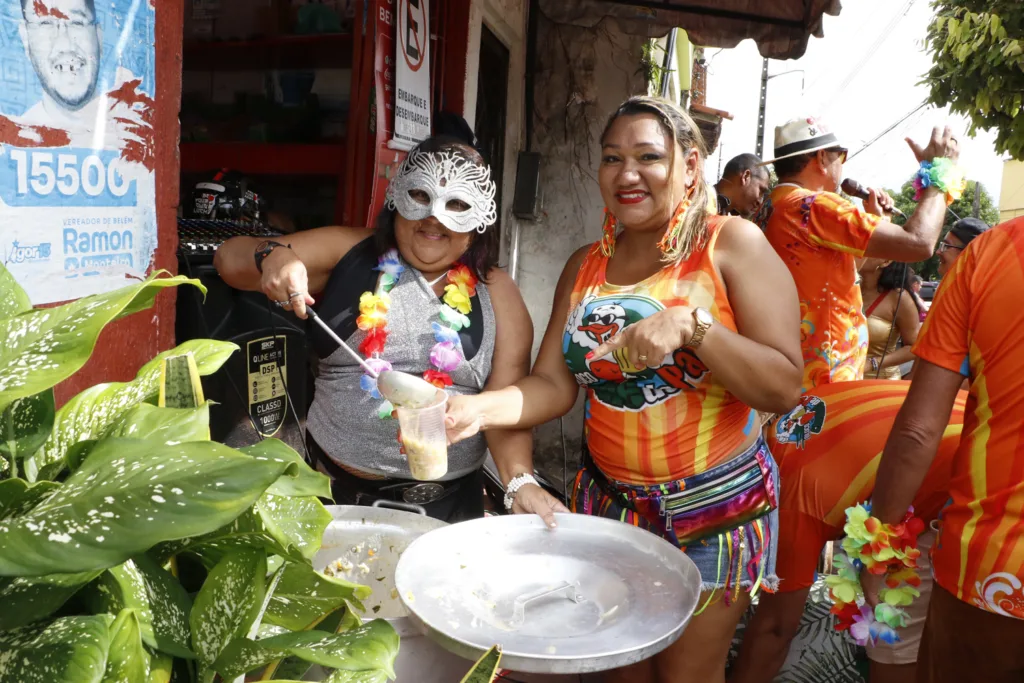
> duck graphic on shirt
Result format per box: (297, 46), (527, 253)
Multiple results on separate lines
(564, 294), (708, 411)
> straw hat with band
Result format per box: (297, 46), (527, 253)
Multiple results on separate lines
(764, 117), (845, 164)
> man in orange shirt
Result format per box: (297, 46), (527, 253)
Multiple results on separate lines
(730, 380), (966, 683)
(866, 217), (1024, 682)
(764, 119), (957, 391)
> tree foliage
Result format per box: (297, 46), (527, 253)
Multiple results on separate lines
(886, 179), (1000, 280)
(923, 2), (1024, 159)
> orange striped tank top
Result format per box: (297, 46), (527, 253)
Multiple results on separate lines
(563, 216), (757, 485)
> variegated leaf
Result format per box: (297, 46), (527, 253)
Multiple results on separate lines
(0, 569), (104, 630)
(0, 273), (202, 417)
(0, 615), (112, 683)
(240, 439), (331, 499)
(27, 339), (237, 482)
(81, 554), (194, 659)
(264, 562), (371, 631)
(189, 549), (268, 683)
(101, 609), (150, 683)
(0, 439), (294, 576)
(212, 619), (399, 681)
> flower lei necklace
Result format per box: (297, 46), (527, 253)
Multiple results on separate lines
(356, 249), (478, 419)
(826, 502), (924, 647)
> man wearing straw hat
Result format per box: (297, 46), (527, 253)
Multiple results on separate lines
(763, 117), (961, 392)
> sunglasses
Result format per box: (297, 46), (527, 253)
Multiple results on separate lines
(827, 147), (849, 164)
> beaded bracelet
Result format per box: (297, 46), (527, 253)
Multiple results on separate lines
(826, 503), (924, 647)
(913, 157), (967, 206)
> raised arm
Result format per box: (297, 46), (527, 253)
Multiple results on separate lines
(481, 269), (569, 526)
(862, 126), (960, 262)
(445, 247), (588, 441)
(213, 225), (372, 317)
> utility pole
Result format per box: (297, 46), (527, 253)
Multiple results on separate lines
(756, 62), (805, 159)
(756, 58), (768, 158)
(973, 181), (981, 218)
(659, 28), (678, 100)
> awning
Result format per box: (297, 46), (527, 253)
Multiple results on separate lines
(538, 0), (842, 60)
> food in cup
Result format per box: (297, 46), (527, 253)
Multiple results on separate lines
(401, 432), (448, 480)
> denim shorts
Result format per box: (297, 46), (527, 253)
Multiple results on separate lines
(571, 437), (780, 596)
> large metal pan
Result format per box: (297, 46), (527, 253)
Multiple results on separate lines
(312, 502), (471, 682)
(313, 501), (447, 627)
(395, 513), (702, 674)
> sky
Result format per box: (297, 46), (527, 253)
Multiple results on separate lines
(700, 0), (1008, 203)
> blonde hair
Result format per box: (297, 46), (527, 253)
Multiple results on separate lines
(600, 96), (712, 263)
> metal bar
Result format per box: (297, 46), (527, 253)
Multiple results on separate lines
(604, 0), (807, 29)
(306, 308), (380, 377)
(659, 27), (678, 98)
(755, 58), (768, 158)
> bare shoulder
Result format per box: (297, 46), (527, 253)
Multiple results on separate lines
(567, 244), (593, 269)
(483, 268), (533, 348)
(715, 216), (769, 252)
(483, 267), (524, 303)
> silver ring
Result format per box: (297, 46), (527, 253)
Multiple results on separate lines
(288, 292), (305, 299)
(274, 300), (289, 308)
(637, 355), (648, 362)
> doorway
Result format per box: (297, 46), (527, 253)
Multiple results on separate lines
(473, 24), (510, 241)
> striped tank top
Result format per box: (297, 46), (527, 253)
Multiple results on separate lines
(563, 216), (757, 485)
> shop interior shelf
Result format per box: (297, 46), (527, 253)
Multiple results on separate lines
(183, 33), (353, 71)
(180, 142), (347, 176)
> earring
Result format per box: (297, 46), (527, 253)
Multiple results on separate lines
(657, 198), (693, 258)
(599, 208), (618, 257)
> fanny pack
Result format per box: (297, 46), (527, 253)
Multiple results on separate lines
(583, 439), (777, 547)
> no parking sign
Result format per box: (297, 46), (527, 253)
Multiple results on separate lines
(393, 0), (431, 148)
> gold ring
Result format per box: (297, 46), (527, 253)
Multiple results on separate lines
(638, 354), (648, 362)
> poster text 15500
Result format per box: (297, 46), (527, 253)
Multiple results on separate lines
(2, 148), (138, 207)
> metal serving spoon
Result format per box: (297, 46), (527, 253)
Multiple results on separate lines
(306, 308), (440, 409)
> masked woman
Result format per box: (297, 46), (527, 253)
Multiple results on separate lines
(214, 131), (566, 524)
(444, 97), (803, 683)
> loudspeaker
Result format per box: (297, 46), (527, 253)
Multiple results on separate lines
(176, 257), (312, 454)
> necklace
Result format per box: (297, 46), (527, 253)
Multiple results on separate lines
(357, 249), (479, 418)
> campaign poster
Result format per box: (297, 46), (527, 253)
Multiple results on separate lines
(391, 0), (429, 150)
(0, 0), (157, 305)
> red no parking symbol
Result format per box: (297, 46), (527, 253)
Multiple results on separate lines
(398, 0), (427, 72)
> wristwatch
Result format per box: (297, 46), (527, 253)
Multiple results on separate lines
(254, 240), (290, 273)
(685, 307), (714, 349)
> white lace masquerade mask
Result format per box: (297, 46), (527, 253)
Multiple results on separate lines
(385, 149), (498, 233)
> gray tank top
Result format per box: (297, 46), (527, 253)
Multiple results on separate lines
(306, 263), (495, 479)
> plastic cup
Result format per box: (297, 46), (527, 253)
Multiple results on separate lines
(396, 390), (449, 481)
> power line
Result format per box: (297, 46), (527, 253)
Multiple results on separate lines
(848, 102), (929, 161)
(813, 0), (918, 100)
(852, 106), (929, 170)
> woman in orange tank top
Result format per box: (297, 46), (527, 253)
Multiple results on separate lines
(445, 96), (803, 683)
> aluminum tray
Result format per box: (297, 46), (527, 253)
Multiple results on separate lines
(395, 513), (701, 674)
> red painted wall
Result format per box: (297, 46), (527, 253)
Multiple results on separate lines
(54, 0), (185, 407)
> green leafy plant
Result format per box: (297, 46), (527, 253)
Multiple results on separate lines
(923, 2), (1024, 159)
(0, 265), (398, 683)
(460, 646), (502, 683)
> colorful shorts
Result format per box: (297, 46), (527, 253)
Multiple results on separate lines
(571, 437), (779, 598)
